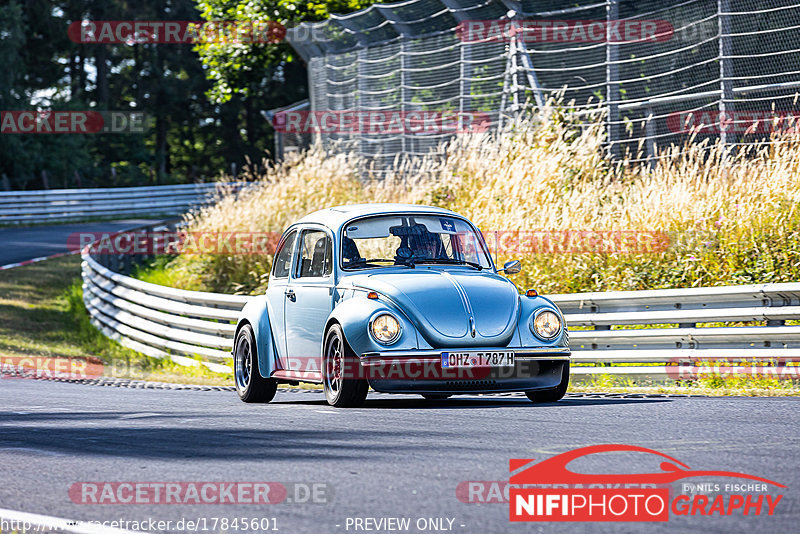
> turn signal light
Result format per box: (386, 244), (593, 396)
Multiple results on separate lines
(367, 291), (379, 300)
(526, 289), (538, 297)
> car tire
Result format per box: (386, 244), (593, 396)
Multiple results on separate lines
(323, 324), (368, 407)
(234, 323), (278, 403)
(525, 363), (570, 403)
(421, 394), (451, 400)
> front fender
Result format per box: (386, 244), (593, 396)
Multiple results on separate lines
(514, 296), (570, 349)
(328, 296), (419, 356)
(235, 295), (277, 378)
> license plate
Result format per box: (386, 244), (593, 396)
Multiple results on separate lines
(441, 351), (515, 368)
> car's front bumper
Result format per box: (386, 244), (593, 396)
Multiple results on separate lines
(359, 347), (570, 394)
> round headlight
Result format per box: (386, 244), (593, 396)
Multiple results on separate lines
(370, 313), (401, 344)
(532, 310), (561, 339)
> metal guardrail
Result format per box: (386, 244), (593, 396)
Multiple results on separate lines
(0, 183), (244, 224)
(81, 231), (800, 380)
(81, 223), (247, 374)
(552, 285), (800, 380)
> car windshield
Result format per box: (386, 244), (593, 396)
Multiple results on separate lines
(341, 214), (494, 270)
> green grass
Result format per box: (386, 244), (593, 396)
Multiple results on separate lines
(569, 381), (800, 397)
(570, 362), (799, 395)
(0, 255), (232, 385)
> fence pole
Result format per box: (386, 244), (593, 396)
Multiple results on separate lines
(400, 39), (408, 156)
(606, 0), (621, 159)
(459, 41), (467, 116)
(356, 48), (367, 161)
(510, 27), (520, 115)
(499, 43), (512, 130)
(274, 129), (284, 163)
(718, 0), (735, 147)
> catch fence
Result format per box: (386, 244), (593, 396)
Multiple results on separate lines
(284, 0), (800, 170)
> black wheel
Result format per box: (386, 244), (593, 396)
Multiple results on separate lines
(421, 394), (451, 400)
(234, 324), (277, 403)
(323, 324), (368, 407)
(525, 363), (570, 403)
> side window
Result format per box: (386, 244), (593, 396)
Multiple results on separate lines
(296, 230), (332, 278)
(272, 230), (297, 278)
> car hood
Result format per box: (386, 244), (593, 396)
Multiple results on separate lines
(351, 269), (519, 347)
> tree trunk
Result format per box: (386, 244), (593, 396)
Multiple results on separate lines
(91, 3), (108, 108)
(95, 44), (108, 108)
(245, 95), (256, 166)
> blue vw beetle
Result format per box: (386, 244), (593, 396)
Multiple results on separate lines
(233, 204), (570, 407)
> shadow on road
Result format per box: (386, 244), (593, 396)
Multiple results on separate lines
(271, 396), (672, 409)
(0, 396), (670, 461)
(0, 419), (432, 461)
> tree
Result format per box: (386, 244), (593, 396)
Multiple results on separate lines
(2, 0), (366, 190)
(192, 0), (375, 159)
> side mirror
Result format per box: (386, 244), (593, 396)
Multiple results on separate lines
(500, 260), (521, 275)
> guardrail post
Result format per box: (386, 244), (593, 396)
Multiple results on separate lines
(606, 0), (621, 160)
(121, 253), (132, 275)
(108, 253), (119, 273)
(718, 0), (735, 147)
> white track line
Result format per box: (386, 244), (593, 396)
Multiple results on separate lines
(0, 507), (143, 534)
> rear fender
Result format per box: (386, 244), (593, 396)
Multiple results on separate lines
(235, 295), (278, 378)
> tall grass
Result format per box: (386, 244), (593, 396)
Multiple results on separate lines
(154, 110), (800, 295)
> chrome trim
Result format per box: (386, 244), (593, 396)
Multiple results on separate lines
(368, 311), (403, 345)
(360, 347), (570, 363)
(439, 270), (476, 338)
(531, 308), (562, 341)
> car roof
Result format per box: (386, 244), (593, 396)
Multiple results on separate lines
(295, 203), (462, 231)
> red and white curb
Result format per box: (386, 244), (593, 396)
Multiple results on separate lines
(0, 250), (80, 271)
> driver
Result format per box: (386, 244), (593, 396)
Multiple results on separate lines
(409, 231), (441, 259)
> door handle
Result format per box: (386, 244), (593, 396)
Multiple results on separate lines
(284, 289), (296, 301)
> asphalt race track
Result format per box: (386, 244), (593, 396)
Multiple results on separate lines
(0, 219), (159, 267)
(0, 379), (797, 533)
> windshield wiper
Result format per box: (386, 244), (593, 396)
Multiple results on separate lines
(346, 258), (413, 269)
(414, 258), (483, 270)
